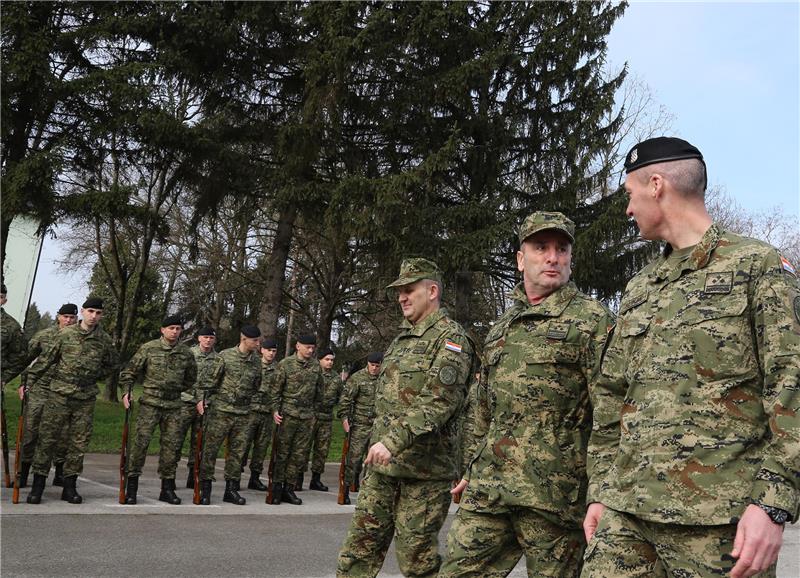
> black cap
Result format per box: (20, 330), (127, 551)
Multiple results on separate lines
(317, 347), (334, 359)
(241, 325), (261, 338)
(367, 352), (384, 364)
(197, 326), (216, 337)
(624, 136), (704, 174)
(82, 297), (104, 309)
(0, 283), (6, 294)
(58, 303), (78, 315)
(161, 315), (183, 328)
(261, 338), (278, 349)
(297, 334), (316, 345)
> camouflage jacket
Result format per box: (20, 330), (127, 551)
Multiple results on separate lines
(370, 308), (473, 481)
(20, 325), (60, 391)
(250, 359), (277, 414)
(270, 353), (323, 420)
(316, 368), (343, 420)
(181, 345), (218, 404)
(206, 346), (261, 416)
(1, 307), (28, 384)
(26, 323), (118, 401)
(338, 368), (378, 425)
(460, 283), (612, 522)
(588, 225), (800, 524)
(119, 337), (197, 410)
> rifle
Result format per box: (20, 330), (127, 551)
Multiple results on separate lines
(337, 428), (351, 505)
(192, 394), (207, 505)
(452, 481), (461, 504)
(12, 387), (27, 503)
(118, 381), (134, 504)
(265, 404), (283, 504)
(1, 390), (11, 488)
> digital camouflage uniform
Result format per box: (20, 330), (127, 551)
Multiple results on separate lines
(1, 306), (28, 384)
(304, 367), (343, 475)
(270, 353), (324, 486)
(121, 337), (197, 480)
(244, 358), (276, 475)
(338, 367), (378, 487)
(177, 344), (218, 475)
(199, 346), (261, 482)
(583, 225), (800, 577)
(337, 308), (474, 578)
(439, 282), (613, 578)
(28, 323), (118, 477)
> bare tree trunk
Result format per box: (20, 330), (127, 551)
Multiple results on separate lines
(284, 263), (298, 357)
(258, 205), (297, 338)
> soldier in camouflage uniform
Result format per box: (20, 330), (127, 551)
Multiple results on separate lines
(268, 334), (324, 505)
(18, 303), (78, 487)
(337, 258), (474, 578)
(244, 338), (278, 491)
(26, 297), (118, 504)
(582, 138), (800, 578)
(438, 212), (614, 578)
(120, 316), (198, 505)
(1, 282), (28, 387)
(303, 347), (343, 492)
(197, 325), (262, 506)
(178, 326), (218, 489)
(337, 352), (382, 504)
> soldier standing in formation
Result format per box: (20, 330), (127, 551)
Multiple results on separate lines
(179, 326), (218, 489)
(17, 303), (78, 488)
(121, 316), (198, 505)
(197, 325), (262, 505)
(26, 298), (118, 504)
(1, 283), (28, 388)
(268, 334), (324, 506)
(244, 338), (278, 491)
(582, 138), (800, 578)
(337, 352), (382, 505)
(438, 212), (614, 577)
(337, 258), (474, 578)
(303, 347), (343, 492)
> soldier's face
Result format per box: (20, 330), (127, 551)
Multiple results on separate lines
(517, 231), (572, 299)
(0, 294), (6, 306)
(241, 336), (261, 352)
(161, 324), (183, 343)
(57, 313), (77, 328)
(367, 361), (381, 376)
(296, 342), (315, 360)
(624, 170), (663, 240)
(397, 280), (438, 325)
(261, 347), (277, 363)
(81, 307), (104, 328)
(198, 335), (216, 352)
(320, 354), (335, 370)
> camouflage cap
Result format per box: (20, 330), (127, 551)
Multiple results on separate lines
(386, 258), (443, 288)
(518, 211), (575, 244)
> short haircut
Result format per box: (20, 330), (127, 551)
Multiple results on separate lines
(637, 158), (706, 198)
(422, 278), (443, 300)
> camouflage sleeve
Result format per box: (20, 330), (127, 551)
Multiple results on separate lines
(204, 355), (225, 403)
(459, 373), (486, 480)
(19, 333), (47, 389)
(749, 253), (800, 520)
(1, 324), (28, 385)
(379, 334), (473, 457)
(337, 380), (355, 421)
(270, 362), (287, 413)
(182, 353), (198, 393)
(24, 338), (60, 387)
(314, 372), (325, 413)
(118, 346), (147, 393)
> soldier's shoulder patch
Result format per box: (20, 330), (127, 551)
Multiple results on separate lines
(781, 255), (797, 277)
(444, 340), (463, 354)
(438, 364), (458, 386)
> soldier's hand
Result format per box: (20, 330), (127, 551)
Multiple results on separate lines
(17, 385), (24, 400)
(342, 418), (350, 433)
(196, 400), (205, 415)
(364, 442), (391, 466)
(273, 411), (283, 425)
(122, 393), (131, 409)
(451, 479), (468, 497)
(730, 504), (784, 578)
(583, 502), (606, 543)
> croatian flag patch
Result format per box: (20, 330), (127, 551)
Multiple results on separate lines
(781, 255), (796, 276)
(444, 340), (462, 353)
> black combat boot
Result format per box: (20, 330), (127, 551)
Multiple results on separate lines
(341, 487), (350, 505)
(295, 473), (304, 491)
(26, 474), (47, 504)
(19, 461), (32, 488)
(125, 476), (139, 504)
(223, 479), (246, 505)
(269, 482), (283, 505)
(52, 462), (65, 486)
(186, 468), (195, 489)
(198, 480), (212, 505)
(282, 484), (303, 505)
(61, 475), (83, 504)
(247, 471), (267, 491)
(159, 478), (181, 505)
(309, 472), (328, 492)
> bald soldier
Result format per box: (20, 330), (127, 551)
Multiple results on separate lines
(582, 138), (800, 578)
(337, 258), (474, 578)
(438, 212), (614, 577)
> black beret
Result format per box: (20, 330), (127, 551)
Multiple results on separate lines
(241, 325), (261, 338)
(197, 326), (216, 337)
(0, 283), (6, 294)
(624, 137), (704, 174)
(297, 334), (316, 345)
(58, 303), (78, 315)
(317, 347), (334, 359)
(261, 338), (278, 349)
(161, 315), (183, 328)
(82, 297), (104, 309)
(367, 352), (384, 364)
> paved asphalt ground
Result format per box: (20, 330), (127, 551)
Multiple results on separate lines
(1, 454), (798, 577)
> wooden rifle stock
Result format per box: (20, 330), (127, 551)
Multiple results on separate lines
(452, 481), (461, 504)
(12, 388), (27, 503)
(1, 391), (11, 488)
(265, 406), (282, 504)
(337, 429), (350, 505)
(118, 383), (133, 504)
(192, 395), (207, 505)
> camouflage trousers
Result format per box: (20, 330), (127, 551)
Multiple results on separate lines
(126, 402), (185, 480)
(273, 413), (313, 486)
(337, 470), (452, 578)
(199, 408), (249, 482)
(245, 410), (273, 474)
(304, 416), (333, 474)
(32, 392), (95, 477)
(21, 387), (67, 464)
(344, 423), (371, 486)
(580, 507), (777, 578)
(175, 402), (201, 472)
(439, 506), (585, 578)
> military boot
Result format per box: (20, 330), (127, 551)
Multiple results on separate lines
(19, 461), (32, 488)
(159, 478), (181, 505)
(282, 484), (302, 505)
(295, 473), (304, 491)
(247, 471), (267, 491)
(186, 469), (195, 489)
(268, 482), (283, 505)
(26, 474), (47, 504)
(52, 462), (65, 486)
(125, 476), (139, 504)
(198, 480), (212, 505)
(61, 475), (83, 504)
(223, 479), (246, 505)
(340, 487), (351, 505)
(309, 472), (328, 492)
